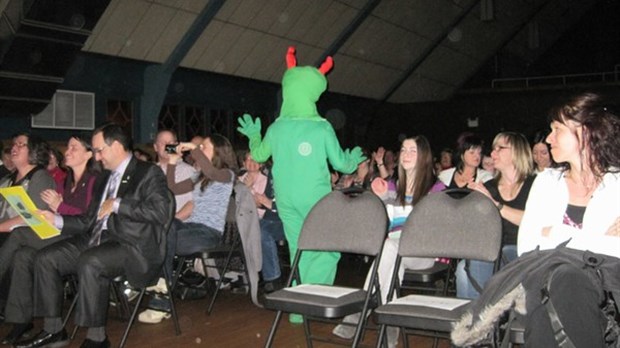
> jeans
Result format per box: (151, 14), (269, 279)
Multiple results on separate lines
(165, 220), (222, 278)
(260, 218), (285, 281)
(456, 244), (517, 299)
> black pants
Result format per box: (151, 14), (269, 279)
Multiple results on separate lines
(525, 263), (606, 348)
(0, 227), (67, 323)
(33, 235), (130, 327)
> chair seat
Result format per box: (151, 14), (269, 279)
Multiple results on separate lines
(374, 296), (470, 332)
(264, 285), (374, 318)
(402, 262), (449, 284)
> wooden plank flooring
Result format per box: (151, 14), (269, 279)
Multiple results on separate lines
(0, 256), (452, 347)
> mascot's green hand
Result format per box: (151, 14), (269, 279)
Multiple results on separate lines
(237, 114), (262, 138)
(348, 146), (366, 165)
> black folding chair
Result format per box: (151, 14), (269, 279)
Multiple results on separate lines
(374, 190), (502, 348)
(263, 190), (389, 347)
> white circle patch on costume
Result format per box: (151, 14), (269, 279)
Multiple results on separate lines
(298, 142), (312, 156)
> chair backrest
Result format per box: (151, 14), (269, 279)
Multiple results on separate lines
(297, 190), (388, 256)
(399, 190), (501, 262)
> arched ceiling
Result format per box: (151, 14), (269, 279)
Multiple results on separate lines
(82, 0), (597, 103)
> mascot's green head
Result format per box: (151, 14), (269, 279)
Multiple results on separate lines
(279, 46), (333, 119)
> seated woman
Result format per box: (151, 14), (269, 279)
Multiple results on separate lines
(239, 154), (285, 292)
(139, 134), (237, 323)
(41, 134), (101, 215)
(333, 136), (444, 347)
(438, 133), (493, 188)
(455, 131), (535, 299)
(517, 92), (620, 347)
(0, 133), (56, 344)
(530, 129), (556, 174)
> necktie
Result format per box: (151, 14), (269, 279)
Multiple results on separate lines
(89, 171), (120, 246)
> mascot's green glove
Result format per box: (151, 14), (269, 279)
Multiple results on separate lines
(347, 146), (366, 166)
(237, 114), (262, 139)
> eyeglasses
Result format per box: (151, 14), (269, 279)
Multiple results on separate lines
(92, 144), (109, 154)
(493, 145), (511, 152)
(12, 142), (28, 149)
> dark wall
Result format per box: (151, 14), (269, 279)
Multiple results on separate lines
(366, 86), (620, 154)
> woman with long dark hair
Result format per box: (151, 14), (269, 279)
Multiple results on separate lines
(518, 92), (620, 346)
(333, 136), (444, 346)
(41, 134), (101, 215)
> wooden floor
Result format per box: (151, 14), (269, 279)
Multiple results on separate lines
(0, 256), (452, 347)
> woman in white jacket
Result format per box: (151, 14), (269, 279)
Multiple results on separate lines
(517, 92), (620, 347)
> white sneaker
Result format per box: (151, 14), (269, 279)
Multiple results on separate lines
(138, 309), (171, 324)
(332, 313), (361, 339)
(145, 278), (168, 294)
(387, 326), (399, 348)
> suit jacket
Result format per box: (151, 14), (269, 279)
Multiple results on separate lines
(62, 157), (173, 288)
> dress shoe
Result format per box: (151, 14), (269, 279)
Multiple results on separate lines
(1, 322), (33, 345)
(79, 337), (110, 348)
(13, 329), (69, 348)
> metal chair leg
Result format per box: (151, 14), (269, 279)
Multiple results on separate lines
(264, 310), (284, 348)
(118, 289), (146, 348)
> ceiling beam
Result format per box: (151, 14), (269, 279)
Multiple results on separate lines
(380, 0), (479, 102)
(314, 0), (382, 67)
(138, 0), (225, 142)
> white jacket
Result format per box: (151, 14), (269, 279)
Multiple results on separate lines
(518, 168), (620, 258)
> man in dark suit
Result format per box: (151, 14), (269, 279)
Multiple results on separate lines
(15, 124), (173, 348)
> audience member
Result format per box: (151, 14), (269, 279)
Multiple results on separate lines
(239, 153), (285, 293)
(47, 147), (67, 190)
(153, 130), (195, 221)
(333, 136), (444, 347)
(2, 134), (101, 345)
(0, 134), (54, 327)
(530, 129), (556, 173)
(456, 132), (535, 299)
(133, 147), (152, 162)
(139, 135), (236, 324)
(16, 123), (173, 348)
(517, 92), (620, 346)
(339, 150), (372, 190)
(438, 133), (493, 188)
(439, 148), (453, 170)
(0, 148), (15, 179)
(480, 147), (495, 176)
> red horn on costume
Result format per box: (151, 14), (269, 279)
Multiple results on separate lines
(318, 56), (333, 75)
(286, 46), (297, 69)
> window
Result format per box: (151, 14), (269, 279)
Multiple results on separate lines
(31, 90), (95, 129)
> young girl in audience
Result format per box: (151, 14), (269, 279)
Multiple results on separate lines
(138, 134), (237, 323)
(457, 132), (535, 299)
(517, 92), (620, 346)
(333, 136), (444, 347)
(438, 133), (493, 188)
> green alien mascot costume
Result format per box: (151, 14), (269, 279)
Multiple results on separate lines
(238, 47), (365, 322)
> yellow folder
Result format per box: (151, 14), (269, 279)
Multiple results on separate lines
(0, 186), (60, 239)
